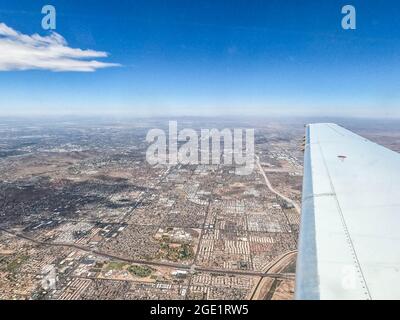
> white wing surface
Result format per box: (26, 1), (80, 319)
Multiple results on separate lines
(296, 123), (400, 300)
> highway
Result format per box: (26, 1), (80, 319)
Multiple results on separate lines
(0, 227), (294, 280)
(256, 155), (301, 214)
(250, 250), (297, 300)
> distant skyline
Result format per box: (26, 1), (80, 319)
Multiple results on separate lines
(0, 0), (400, 118)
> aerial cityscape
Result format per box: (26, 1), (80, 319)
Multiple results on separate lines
(1, 0), (400, 302)
(0, 117), (399, 300)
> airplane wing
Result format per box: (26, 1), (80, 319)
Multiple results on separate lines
(295, 123), (400, 300)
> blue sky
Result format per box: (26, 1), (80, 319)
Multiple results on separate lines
(0, 0), (400, 117)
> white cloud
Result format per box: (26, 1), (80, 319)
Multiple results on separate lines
(0, 22), (120, 72)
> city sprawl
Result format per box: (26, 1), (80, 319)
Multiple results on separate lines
(1, 117), (399, 300)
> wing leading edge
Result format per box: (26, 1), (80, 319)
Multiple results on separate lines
(296, 123), (400, 300)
